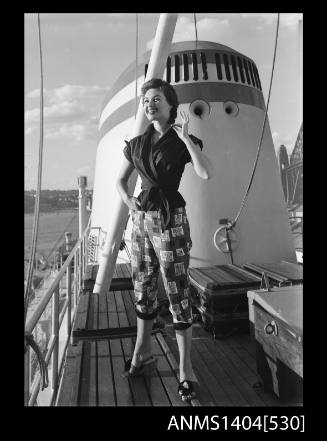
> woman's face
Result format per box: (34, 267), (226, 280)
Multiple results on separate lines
(142, 88), (172, 124)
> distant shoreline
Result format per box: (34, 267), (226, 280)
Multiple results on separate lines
(24, 208), (78, 215)
(25, 209), (81, 263)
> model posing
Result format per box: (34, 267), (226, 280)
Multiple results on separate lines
(117, 78), (212, 401)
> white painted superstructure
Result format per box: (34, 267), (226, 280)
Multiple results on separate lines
(90, 40), (296, 271)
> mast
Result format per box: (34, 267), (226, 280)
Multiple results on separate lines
(93, 13), (178, 294)
(78, 176), (87, 238)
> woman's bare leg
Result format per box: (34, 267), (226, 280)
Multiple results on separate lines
(131, 317), (154, 366)
(175, 326), (196, 382)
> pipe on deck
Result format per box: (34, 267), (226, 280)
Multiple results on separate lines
(93, 13), (178, 294)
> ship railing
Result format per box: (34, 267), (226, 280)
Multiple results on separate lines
(24, 221), (90, 407)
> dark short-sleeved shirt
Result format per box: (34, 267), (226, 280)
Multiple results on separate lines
(123, 124), (203, 229)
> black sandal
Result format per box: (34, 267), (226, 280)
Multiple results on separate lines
(178, 380), (196, 402)
(123, 356), (157, 377)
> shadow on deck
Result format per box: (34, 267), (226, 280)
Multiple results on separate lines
(56, 264), (301, 407)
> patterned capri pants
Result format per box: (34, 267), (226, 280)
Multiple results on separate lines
(130, 207), (193, 330)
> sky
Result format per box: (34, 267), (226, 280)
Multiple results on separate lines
(24, 12), (303, 190)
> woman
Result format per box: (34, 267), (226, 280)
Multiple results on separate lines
(116, 78), (212, 402)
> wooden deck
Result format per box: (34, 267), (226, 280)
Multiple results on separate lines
(56, 263), (301, 407)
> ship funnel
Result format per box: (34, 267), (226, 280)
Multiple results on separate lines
(93, 39), (296, 269)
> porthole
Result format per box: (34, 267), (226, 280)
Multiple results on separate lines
(189, 99), (211, 119)
(223, 101), (239, 117)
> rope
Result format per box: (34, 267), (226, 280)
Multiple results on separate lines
(120, 214), (131, 261)
(228, 13), (280, 231)
(24, 13), (45, 327)
(24, 13), (50, 398)
(193, 13), (198, 49)
(134, 13), (138, 119)
(25, 332), (49, 391)
(225, 229), (234, 265)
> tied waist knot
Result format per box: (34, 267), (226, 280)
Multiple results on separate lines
(141, 182), (178, 230)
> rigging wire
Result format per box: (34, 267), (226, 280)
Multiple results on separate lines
(24, 13), (49, 394)
(193, 13), (198, 49)
(24, 13), (45, 327)
(134, 13), (139, 119)
(228, 13), (280, 230)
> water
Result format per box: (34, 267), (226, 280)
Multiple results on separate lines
(24, 209), (80, 265)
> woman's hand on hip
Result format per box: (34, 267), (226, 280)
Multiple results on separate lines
(125, 196), (142, 211)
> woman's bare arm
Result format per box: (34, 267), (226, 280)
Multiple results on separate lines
(116, 157), (141, 210)
(172, 111), (214, 180)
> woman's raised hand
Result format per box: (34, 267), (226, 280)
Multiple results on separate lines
(172, 110), (190, 140)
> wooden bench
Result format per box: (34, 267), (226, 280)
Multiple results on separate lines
(243, 260), (303, 286)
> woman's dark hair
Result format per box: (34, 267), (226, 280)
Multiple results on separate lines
(141, 78), (179, 124)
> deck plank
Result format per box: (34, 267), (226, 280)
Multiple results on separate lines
(86, 292), (98, 330)
(231, 333), (256, 358)
(97, 340), (116, 406)
(106, 291), (119, 329)
(160, 327), (215, 406)
(103, 274), (134, 405)
(153, 335), (189, 407)
(79, 340), (97, 406)
(131, 335), (172, 407)
(117, 264), (137, 326)
(110, 338), (134, 406)
(97, 294), (115, 406)
(121, 337), (152, 406)
(190, 338), (232, 406)
(56, 342), (83, 406)
(121, 290), (137, 327)
(115, 264), (137, 328)
(210, 339), (270, 406)
(225, 335), (299, 406)
(73, 292), (90, 331)
(143, 374), (171, 406)
(98, 293), (109, 330)
(192, 337), (249, 406)
(196, 327), (266, 406)
(115, 291), (130, 328)
(226, 336), (258, 375)
(58, 261), (301, 407)
(164, 324), (267, 406)
(142, 338), (174, 407)
(115, 285), (153, 407)
(58, 290), (91, 404)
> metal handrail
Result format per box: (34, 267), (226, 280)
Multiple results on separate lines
(25, 221), (90, 406)
(25, 223), (89, 334)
